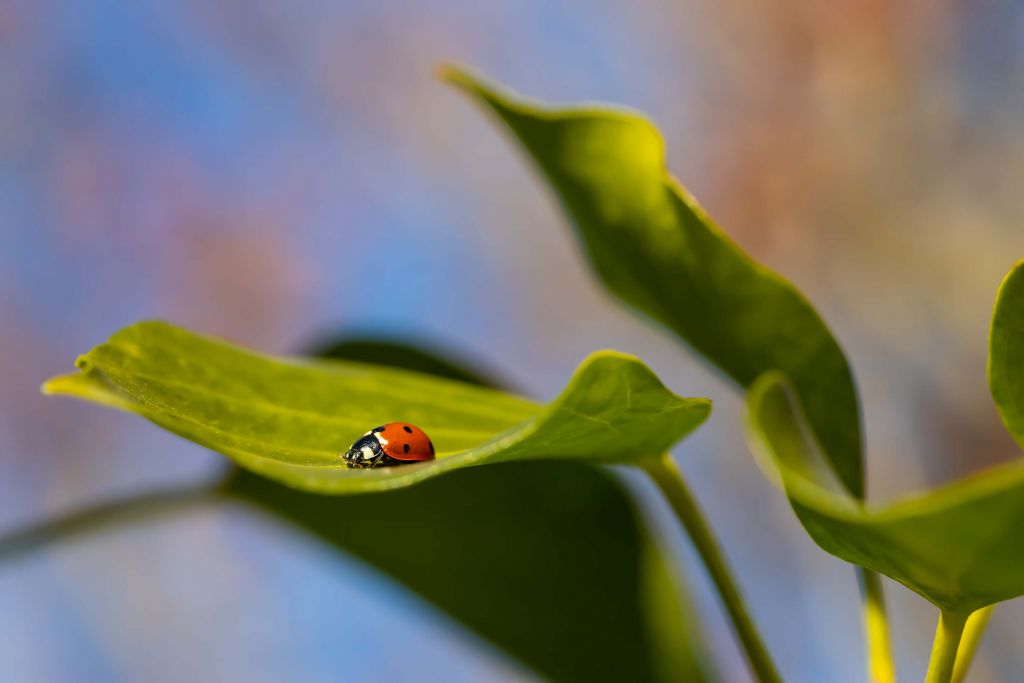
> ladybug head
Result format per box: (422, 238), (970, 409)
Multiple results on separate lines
(342, 433), (383, 468)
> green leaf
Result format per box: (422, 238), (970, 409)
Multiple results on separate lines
(226, 463), (710, 683)
(12, 335), (712, 681)
(310, 335), (506, 388)
(988, 259), (1024, 449)
(444, 66), (863, 498)
(745, 371), (1024, 612)
(42, 321), (710, 494)
(281, 335), (712, 681)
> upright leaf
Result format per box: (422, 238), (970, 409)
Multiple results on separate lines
(43, 321), (710, 494)
(988, 259), (1024, 448)
(444, 67), (863, 497)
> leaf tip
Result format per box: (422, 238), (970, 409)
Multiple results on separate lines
(437, 63), (497, 104)
(41, 356), (93, 396)
(748, 370), (790, 403)
(40, 373), (76, 397)
(744, 372), (794, 449)
(42, 355), (95, 397)
(435, 62), (468, 86)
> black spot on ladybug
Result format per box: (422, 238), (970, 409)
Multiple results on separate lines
(403, 443), (411, 453)
(403, 425), (413, 433)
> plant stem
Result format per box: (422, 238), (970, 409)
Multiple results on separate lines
(642, 454), (783, 683)
(925, 609), (970, 683)
(859, 568), (896, 683)
(951, 606), (994, 683)
(0, 480), (222, 562)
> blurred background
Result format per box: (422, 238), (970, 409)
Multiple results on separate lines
(2, 0), (1023, 681)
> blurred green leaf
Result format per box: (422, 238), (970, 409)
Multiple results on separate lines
(226, 462), (709, 683)
(310, 335), (506, 389)
(444, 66), (863, 498)
(745, 371), (1024, 612)
(0, 467), (713, 683)
(988, 260), (1024, 449)
(42, 321), (710, 494)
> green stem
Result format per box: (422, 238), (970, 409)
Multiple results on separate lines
(951, 606), (994, 683)
(642, 454), (783, 683)
(860, 568), (896, 683)
(925, 609), (970, 683)
(0, 480), (222, 562)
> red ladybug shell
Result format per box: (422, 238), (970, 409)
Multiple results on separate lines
(376, 422), (435, 462)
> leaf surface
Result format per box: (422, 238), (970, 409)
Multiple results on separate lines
(268, 335), (712, 682)
(746, 370), (1024, 612)
(989, 260), (1024, 449)
(445, 66), (863, 497)
(43, 321), (710, 494)
(19, 335), (713, 681)
(227, 462), (710, 683)
(743, 261), (1024, 612)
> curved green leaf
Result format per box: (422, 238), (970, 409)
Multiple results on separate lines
(746, 371), (1024, 612)
(14, 336), (712, 681)
(444, 66), (863, 497)
(283, 335), (711, 682)
(989, 259), (1024, 449)
(42, 321), (710, 494)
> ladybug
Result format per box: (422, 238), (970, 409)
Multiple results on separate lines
(342, 422), (436, 469)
